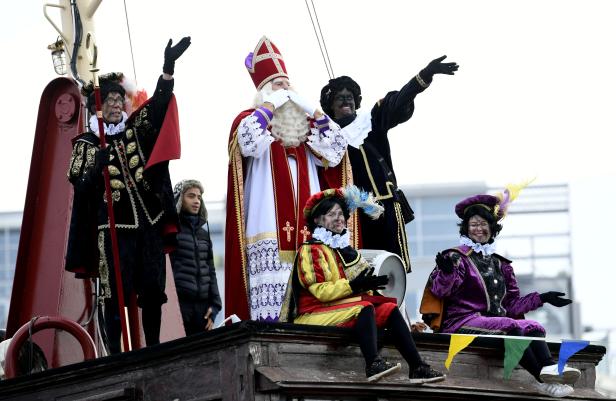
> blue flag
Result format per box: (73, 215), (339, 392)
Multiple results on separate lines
(558, 340), (590, 374)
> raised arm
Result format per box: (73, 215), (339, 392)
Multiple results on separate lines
(372, 55), (459, 132)
(147, 36), (191, 130)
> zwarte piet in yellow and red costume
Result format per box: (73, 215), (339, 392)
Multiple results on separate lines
(281, 185), (445, 384)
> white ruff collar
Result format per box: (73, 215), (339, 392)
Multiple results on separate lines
(340, 109), (372, 148)
(89, 112), (128, 137)
(460, 236), (496, 256)
(312, 227), (350, 249)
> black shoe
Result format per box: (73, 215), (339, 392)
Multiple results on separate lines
(365, 356), (401, 382)
(409, 364), (446, 384)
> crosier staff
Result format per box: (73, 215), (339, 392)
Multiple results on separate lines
(86, 34), (132, 353)
(90, 68), (132, 352)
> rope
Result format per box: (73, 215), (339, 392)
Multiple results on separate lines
(304, 0), (334, 79)
(123, 0), (138, 85)
(310, 0), (335, 78)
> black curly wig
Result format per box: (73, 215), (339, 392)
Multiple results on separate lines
(82, 72), (126, 113)
(458, 205), (503, 242)
(307, 197), (350, 232)
(319, 75), (362, 117)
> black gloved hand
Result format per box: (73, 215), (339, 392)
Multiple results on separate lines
(435, 252), (454, 274)
(349, 267), (373, 294)
(540, 291), (572, 307)
(365, 274), (389, 292)
(94, 146), (112, 174)
(163, 36), (192, 75)
(350, 267), (390, 294)
(420, 55), (459, 79)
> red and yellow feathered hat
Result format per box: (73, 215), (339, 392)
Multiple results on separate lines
(245, 36), (289, 90)
(303, 188), (345, 219)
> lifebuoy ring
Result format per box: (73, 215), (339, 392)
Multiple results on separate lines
(4, 316), (97, 379)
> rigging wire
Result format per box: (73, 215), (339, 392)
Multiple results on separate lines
(123, 0), (139, 85)
(304, 0), (334, 79)
(310, 0), (335, 78)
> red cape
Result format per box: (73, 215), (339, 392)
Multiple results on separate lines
(223, 110), (357, 321)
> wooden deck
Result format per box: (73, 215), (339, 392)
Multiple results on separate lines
(0, 321), (610, 400)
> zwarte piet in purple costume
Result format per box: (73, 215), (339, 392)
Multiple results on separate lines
(421, 184), (581, 396)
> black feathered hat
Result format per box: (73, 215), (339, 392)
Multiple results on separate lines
(81, 72), (127, 112)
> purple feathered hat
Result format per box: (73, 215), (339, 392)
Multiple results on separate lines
(455, 194), (500, 219)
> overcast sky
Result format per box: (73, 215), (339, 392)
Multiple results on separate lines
(1, 1), (615, 330)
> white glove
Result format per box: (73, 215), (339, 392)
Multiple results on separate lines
(262, 89), (290, 109)
(288, 90), (318, 116)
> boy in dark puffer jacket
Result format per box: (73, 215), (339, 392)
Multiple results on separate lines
(171, 180), (222, 335)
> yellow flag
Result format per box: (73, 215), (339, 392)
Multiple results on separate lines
(445, 334), (477, 369)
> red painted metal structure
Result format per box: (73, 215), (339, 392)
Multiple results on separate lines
(5, 77), (95, 368)
(5, 77), (184, 373)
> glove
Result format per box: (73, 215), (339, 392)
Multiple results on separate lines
(163, 36), (192, 75)
(349, 267), (389, 294)
(435, 252), (454, 274)
(262, 89), (290, 109)
(420, 55), (459, 80)
(540, 291), (572, 307)
(94, 146), (112, 174)
(288, 90), (318, 116)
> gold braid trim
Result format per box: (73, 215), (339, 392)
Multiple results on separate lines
(394, 201), (412, 272)
(230, 129), (249, 298)
(97, 231), (112, 299)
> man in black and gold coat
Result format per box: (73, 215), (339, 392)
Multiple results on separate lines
(65, 37), (190, 353)
(319, 57), (458, 271)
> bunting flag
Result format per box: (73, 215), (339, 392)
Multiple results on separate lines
(445, 334), (477, 369)
(503, 338), (532, 379)
(558, 340), (590, 374)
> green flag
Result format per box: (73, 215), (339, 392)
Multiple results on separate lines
(504, 338), (532, 379)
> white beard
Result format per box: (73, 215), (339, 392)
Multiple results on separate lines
(254, 84), (311, 148)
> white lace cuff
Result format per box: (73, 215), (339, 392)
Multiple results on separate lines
(307, 117), (346, 167)
(237, 113), (274, 158)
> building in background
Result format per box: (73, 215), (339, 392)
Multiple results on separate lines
(0, 211), (21, 329)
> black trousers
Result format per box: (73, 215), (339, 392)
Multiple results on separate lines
(355, 306), (423, 369)
(179, 299), (213, 336)
(508, 328), (555, 381)
(101, 226), (167, 354)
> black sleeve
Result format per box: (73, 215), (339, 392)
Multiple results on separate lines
(148, 75), (175, 131)
(67, 140), (104, 197)
(371, 75), (429, 133)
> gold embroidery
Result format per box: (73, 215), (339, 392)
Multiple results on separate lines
(109, 153), (115, 161)
(135, 167), (144, 182)
(245, 231), (277, 244)
(97, 231), (111, 298)
(126, 128), (134, 139)
(359, 145), (394, 201)
(112, 190), (121, 202)
(282, 221), (294, 242)
(85, 146), (96, 167)
(107, 165), (120, 176)
(129, 155), (140, 169)
(126, 142), (137, 154)
(71, 142), (85, 176)
(110, 179), (125, 190)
